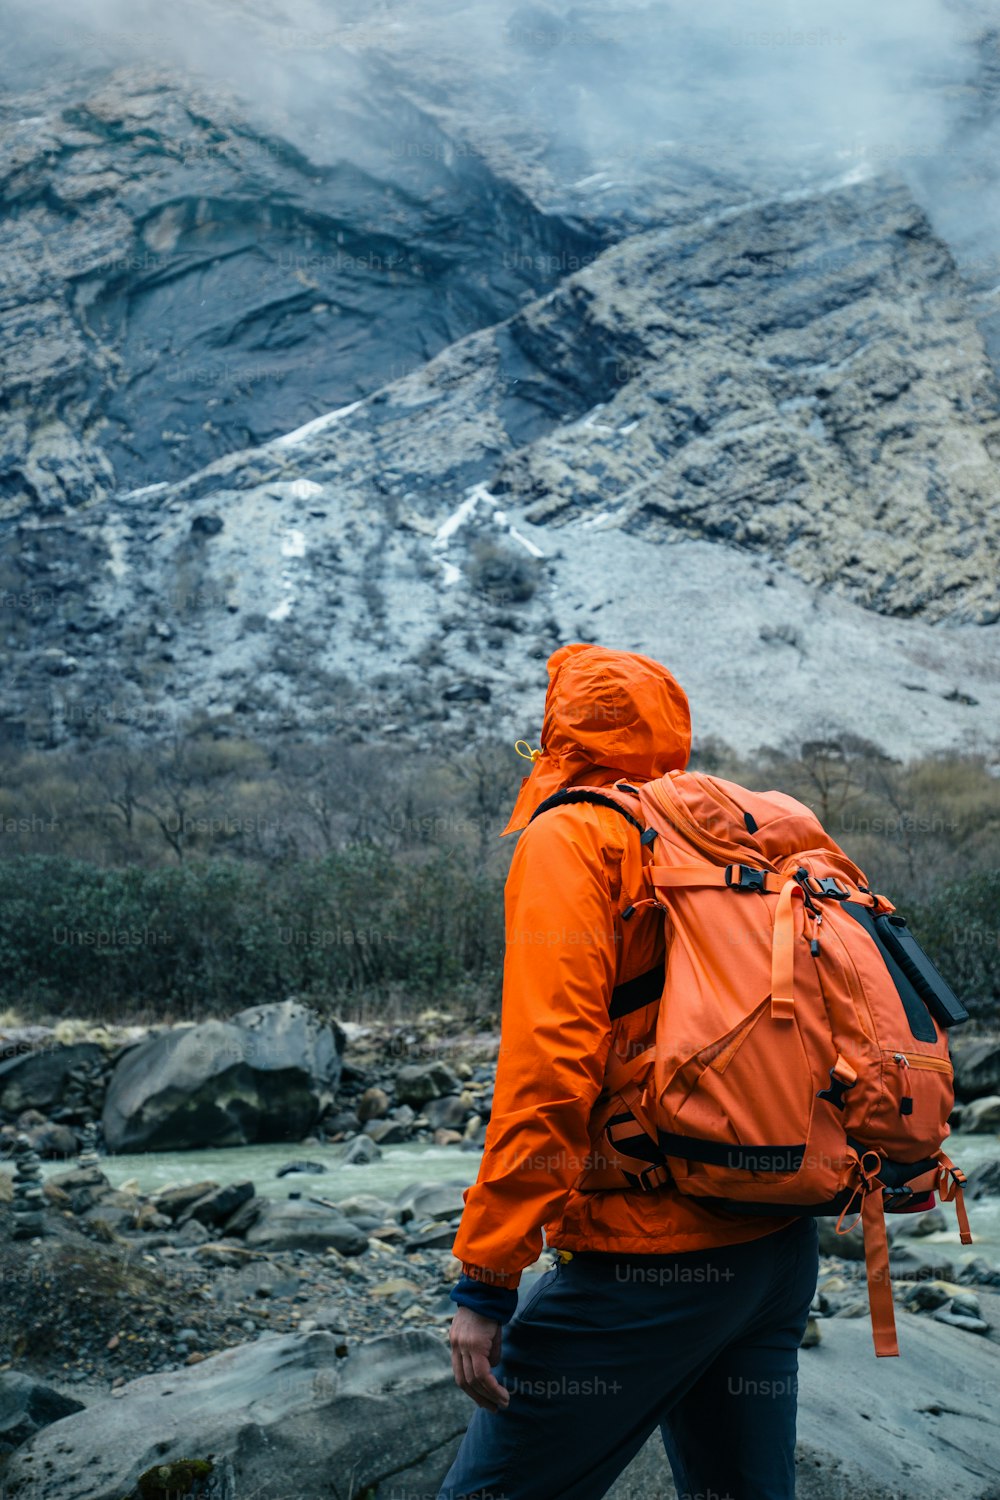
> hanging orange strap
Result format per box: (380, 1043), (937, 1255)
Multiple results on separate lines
(936, 1152), (974, 1245)
(769, 877), (802, 1022)
(861, 1185), (899, 1357)
(836, 1151), (899, 1357)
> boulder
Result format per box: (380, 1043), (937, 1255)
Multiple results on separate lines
(363, 1118), (412, 1145)
(101, 1001), (343, 1152)
(959, 1095), (1000, 1134)
(43, 1165), (111, 1214)
(340, 1134), (381, 1165)
(423, 1094), (472, 1131)
(950, 1038), (1000, 1101)
(276, 1160), (328, 1177)
(887, 1205), (947, 1238)
(0, 1042), (105, 1115)
(150, 1181), (221, 1221)
(25, 1123), (79, 1159)
(817, 1218), (865, 1261)
(179, 1181), (255, 1228)
(965, 1157), (1000, 1199)
(394, 1062), (461, 1107)
(889, 1245), (957, 1281)
(1, 1330), (471, 1500)
(396, 1180), (468, 1224)
(0, 1371), (84, 1456)
(334, 1193), (396, 1223)
(221, 1194), (267, 1237)
(244, 1199), (370, 1254)
(356, 1086), (389, 1122)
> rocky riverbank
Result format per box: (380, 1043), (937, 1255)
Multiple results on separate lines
(2, 1008), (1000, 1496)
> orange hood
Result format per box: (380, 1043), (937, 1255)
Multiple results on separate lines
(501, 642), (692, 836)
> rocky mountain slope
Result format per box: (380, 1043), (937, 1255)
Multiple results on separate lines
(1, 0), (1000, 759)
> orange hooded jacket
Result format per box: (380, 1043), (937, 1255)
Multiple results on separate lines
(451, 643), (793, 1289)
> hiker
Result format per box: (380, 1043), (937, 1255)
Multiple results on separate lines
(437, 642), (820, 1500)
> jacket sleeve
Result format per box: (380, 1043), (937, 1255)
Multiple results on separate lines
(450, 807), (619, 1288)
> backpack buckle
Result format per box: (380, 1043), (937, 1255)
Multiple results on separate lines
(816, 876), (849, 899)
(725, 864), (767, 892)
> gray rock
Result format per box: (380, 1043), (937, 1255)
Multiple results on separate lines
(151, 1181), (221, 1220)
(275, 1160), (328, 1178)
(394, 1062), (462, 1107)
(959, 1095), (1000, 1133)
(422, 1094), (472, 1131)
(965, 1157), (1000, 1199)
(395, 1180), (468, 1223)
(817, 1218), (865, 1261)
(244, 1200), (369, 1255)
(0, 1330), (470, 1500)
(220, 1195), (267, 1238)
(889, 1245), (957, 1281)
(334, 1193), (396, 1223)
(179, 1182), (255, 1228)
(340, 1134), (381, 1165)
(0, 1042), (105, 1115)
(174, 1217), (212, 1246)
(362, 1118), (412, 1145)
(102, 1001), (343, 1152)
(888, 1205), (948, 1238)
(356, 1087), (389, 1122)
(0, 1371), (84, 1455)
(951, 1039), (1000, 1102)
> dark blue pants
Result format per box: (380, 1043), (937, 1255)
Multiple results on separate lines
(437, 1217), (819, 1500)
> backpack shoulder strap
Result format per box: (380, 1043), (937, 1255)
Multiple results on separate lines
(528, 784), (646, 836)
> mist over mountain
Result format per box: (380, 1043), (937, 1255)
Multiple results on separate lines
(1, 0), (999, 757)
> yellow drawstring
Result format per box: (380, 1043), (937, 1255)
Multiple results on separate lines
(514, 739), (543, 762)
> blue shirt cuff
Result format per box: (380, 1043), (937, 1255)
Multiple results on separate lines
(449, 1275), (520, 1324)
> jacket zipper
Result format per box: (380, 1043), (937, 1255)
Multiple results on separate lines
(889, 1050), (952, 1075)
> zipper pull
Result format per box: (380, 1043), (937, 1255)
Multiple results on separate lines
(894, 1052), (910, 1069)
(809, 908), (822, 957)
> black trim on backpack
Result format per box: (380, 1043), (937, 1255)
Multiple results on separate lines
(528, 787), (645, 835)
(609, 958), (666, 1019)
(656, 1134), (806, 1174)
(841, 902), (938, 1043)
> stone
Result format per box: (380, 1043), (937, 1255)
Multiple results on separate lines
(433, 1128), (464, 1146)
(799, 1317), (822, 1348)
(356, 1086), (389, 1122)
(333, 1193), (396, 1222)
(362, 1118), (412, 1145)
(0, 1043), (105, 1115)
(0, 1372), (84, 1455)
(422, 1095), (471, 1131)
(888, 1245), (957, 1281)
(950, 1038), (1000, 1101)
(340, 1134), (381, 1165)
(817, 1218), (865, 1261)
(220, 1195), (267, 1237)
(102, 1001), (343, 1153)
(888, 1205), (947, 1238)
(394, 1062), (462, 1107)
(151, 1182), (221, 1221)
(395, 1181), (468, 1224)
(179, 1180), (256, 1228)
(244, 1200), (370, 1255)
(24, 1123), (79, 1159)
(959, 1095), (1000, 1133)
(276, 1160), (328, 1177)
(965, 1157), (1000, 1199)
(2, 1330), (470, 1500)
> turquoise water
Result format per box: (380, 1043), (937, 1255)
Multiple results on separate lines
(40, 1138), (483, 1206)
(33, 1131), (1000, 1262)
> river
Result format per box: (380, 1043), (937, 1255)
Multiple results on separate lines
(39, 1130), (1000, 1263)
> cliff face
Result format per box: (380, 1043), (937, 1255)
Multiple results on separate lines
(1, 1), (999, 757)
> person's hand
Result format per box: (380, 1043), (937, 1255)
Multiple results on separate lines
(449, 1305), (510, 1412)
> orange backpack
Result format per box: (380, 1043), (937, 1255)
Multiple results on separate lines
(530, 769), (972, 1357)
